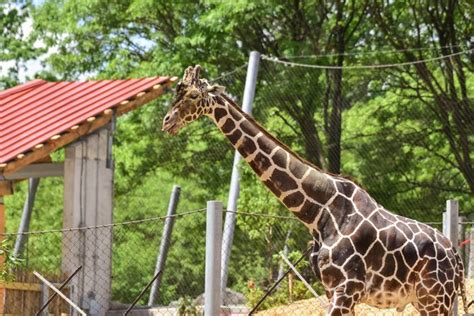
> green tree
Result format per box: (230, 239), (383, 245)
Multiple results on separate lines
(0, 0), (42, 88)
(371, 0), (474, 194)
(3, 0), (471, 308)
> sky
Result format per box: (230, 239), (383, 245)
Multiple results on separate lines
(0, 1), (47, 84)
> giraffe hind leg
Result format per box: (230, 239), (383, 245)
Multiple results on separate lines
(414, 281), (453, 316)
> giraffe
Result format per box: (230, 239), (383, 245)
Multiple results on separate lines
(162, 65), (470, 315)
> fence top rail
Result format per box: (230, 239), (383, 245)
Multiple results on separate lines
(0, 207), (450, 236)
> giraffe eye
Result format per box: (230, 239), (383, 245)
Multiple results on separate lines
(189, 91), (199, 99)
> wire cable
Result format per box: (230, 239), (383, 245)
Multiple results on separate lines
(281, 44), (468, 59)
(1, 208), (207, 236)
(262, 49), (473, 69)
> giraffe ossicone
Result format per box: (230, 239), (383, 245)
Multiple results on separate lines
(162, 65), (470, 315)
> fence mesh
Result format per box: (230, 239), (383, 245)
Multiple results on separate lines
(1, 210), (316, 315)
(1, 49), (473, 315)
(3, 211), (474, 315)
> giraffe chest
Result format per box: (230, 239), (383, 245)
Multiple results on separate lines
(315, 221), (420, 307)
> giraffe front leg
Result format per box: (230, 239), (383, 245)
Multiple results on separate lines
(326, 286), (357, 316)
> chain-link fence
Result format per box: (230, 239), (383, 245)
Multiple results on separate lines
(1, 49), (473, 315)
(4, 207), (474, 315)
(1, 208), (319, 315)
(2, 209), (208, 315)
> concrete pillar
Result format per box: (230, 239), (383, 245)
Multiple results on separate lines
(469, 226), (474, 279)
(0, 196), (5, 314)
(62, 127), (113, 315)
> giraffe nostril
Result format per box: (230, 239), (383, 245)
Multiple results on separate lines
(164, 115), (170, 122)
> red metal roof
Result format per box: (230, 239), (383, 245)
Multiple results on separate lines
(0, 77), (171, 164)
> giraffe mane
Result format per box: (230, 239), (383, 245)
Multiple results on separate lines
(220, 94), (367, 188)
(221, 94), (322, 170)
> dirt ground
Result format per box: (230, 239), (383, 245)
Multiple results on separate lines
(256, 279), (474, 315)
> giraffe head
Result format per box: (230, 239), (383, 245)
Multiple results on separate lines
(162, 65), (225, 135)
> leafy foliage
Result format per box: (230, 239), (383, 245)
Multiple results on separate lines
(1, 0), (473, 310)
(0, 239), (23, 282)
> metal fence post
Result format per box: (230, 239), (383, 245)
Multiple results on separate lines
(445, 200), (459, 247)
(148, 185), (181, 306)
(221, 50), (260, 298)
(205, 201), (223, 316)
(444, 200), (459, 315)
(443, 211), (448, 236)
(13, 177), (40, 257)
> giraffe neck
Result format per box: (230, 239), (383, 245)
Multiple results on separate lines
(207, 94), (339, 225)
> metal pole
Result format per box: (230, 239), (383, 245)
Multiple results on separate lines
(33, 271), (86, 316)
(443, 211), (448, 236)
(36, 266), (82, 316)
(148, 185), (181, 306)
(125, 270), (162, 316)
(280, 253), (321, 300)
(445, 200), (459, 316)
(221, 51), (260, 298)
(13, 177), (40, 257)
(205, 201), (223, 316)
(446, 200), (459, 247)
(277, 230), (291, 281)
(248, 246), (312, 315)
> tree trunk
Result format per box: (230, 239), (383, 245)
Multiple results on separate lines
(300, 118), (326, 169)
(327, 0), (345, 174)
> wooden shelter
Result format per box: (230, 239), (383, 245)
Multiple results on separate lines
(0, 76), (177, 314)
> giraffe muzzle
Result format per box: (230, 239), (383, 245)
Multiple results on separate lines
(162, 111), (180, 135)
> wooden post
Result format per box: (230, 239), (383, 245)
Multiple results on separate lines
(39, 283), (49, 316)
(0, 196), (5, 314)
(288, 273), (293, 302)
(62, 127), (113, 315)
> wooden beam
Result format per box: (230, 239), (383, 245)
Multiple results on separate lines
(0, 281), (69, 292)
(0, 79), (175, 176)
(0, 197), (5, 314)
(36, 155), (52, 163)
(2, 163), (63, 180)
(0, 182), (13, 196)
(116, 79), (175, 116)
(0, 282), (42, 292)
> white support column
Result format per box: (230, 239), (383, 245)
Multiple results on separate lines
(469, 226), (474, 279)
(62, 127), (113, 316)
(444, 200), (459, 316)
(445, 200), (459, 247)
(205, 201), (223, 316)
(221, 51), (260, 299)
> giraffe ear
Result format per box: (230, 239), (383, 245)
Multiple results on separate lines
(207, 84), (225, 95)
